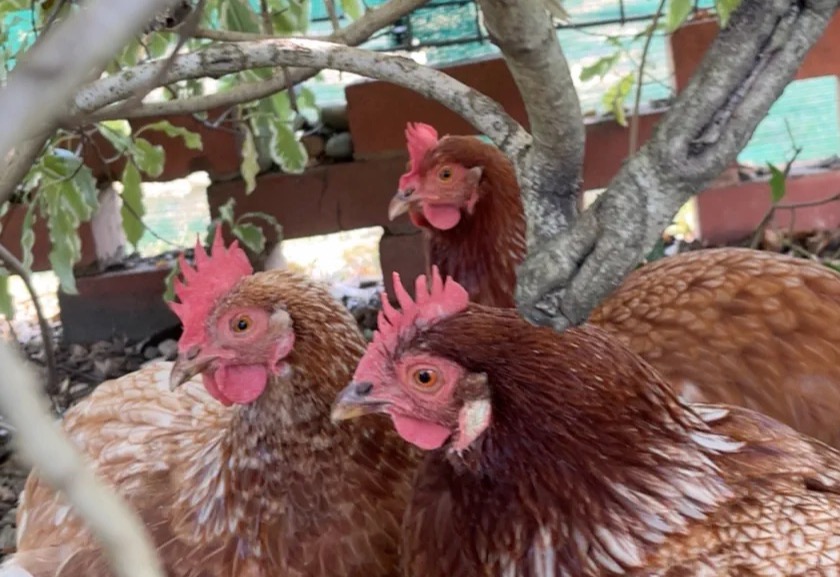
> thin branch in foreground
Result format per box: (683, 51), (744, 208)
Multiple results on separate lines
(91, 0), (428, 120)
(0, 342), (164, 577)
(72, 38), (532, 164)
(0, 242), (59, 397)
(629, 0), (666, 156)
(0, 0), (189, 174)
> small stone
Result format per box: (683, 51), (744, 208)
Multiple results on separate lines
(94, 358), (123, 379)
(321, 104), (349, 131)
(158, 339), (179, 361)
(324, 132), (353, 159)
(68, 344), (88, 361)
(143, 346), (161, 360)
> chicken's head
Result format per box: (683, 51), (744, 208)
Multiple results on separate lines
(332, 268), (490, 452)
(390, 122), (483, 231)
(167, 226), (295, 406)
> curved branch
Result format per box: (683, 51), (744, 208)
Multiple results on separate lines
(73, 38), (532, 160)
(0, 342), (164, 577)
(476, 0), (585, 250)
(516, 0), (840, 330)
(93, 0), (429, 120)
(0, 243), (58, 397)
(0, 0), (189, 178)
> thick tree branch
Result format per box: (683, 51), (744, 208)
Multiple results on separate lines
(73, 38), (531, 159)
(476, 0), (585, 250)
(0, 0), (188, 176)
(0, 342), (164, 577)
(0, 134), (50, 205)
(516, 0), (840, 330)
(92, 0), (428, 120)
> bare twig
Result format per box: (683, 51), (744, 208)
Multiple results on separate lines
(324, 0), (342, 32)
(259, 0), (274, 34)
(0, 0), (189, 172)
(629, 0), (666, 155)
(476, 0), (585, 250)
(0, 341), (164, 577)
(71, 38), (531, 162)
(89, 0), (429, 120)
(0, 243), (59, 397)
(750, 144), (804, 248)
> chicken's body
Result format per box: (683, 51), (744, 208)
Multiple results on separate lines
(4, 248), (418, 577)
(391, 121), (840, 449)
(590, 247), (840, 449)
(333, 273), (840, 576)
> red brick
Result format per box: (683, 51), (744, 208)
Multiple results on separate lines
(671, 13), (840, 93)
(696, 169), (840, 244)
(77, 107), (242, 182)
(378, 231), (426, 301)
(59, 264), (178, 344)
(206, 154), (416, 242)
(0, 204), (97, 273)
(346, 57), (528, 158)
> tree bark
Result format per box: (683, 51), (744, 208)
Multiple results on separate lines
(515, 0), (840, 330)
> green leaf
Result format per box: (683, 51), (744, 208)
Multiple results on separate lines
(220, 0), (261, 32)
(340, 0), (363, 20)
(666, 0), (692, 32)
(0, 273), (13, 319)
(131, 137), (165, 178)
(579, 52), (620, 82)
(715, 0), (742, 28)
(20, 201), (36, 271)
(232, 222), (266, 254)
(240, 127), (260, 194)
(268, 120), (307, 174)
(273, 0), (310, 32)
(162, 261), (179, 303)
(218, 197), (236, 225)
(120, 163), (146, 248)
(0, 0), (30, 11)
(768, 163), (787, 204)
(602, 73), (636, 127)
(146, 31), (173, 58)
(237, 210), (283, 242)
(140, 120), (203, 151)
(97, 121), (133, 152)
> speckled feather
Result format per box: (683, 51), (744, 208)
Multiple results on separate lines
(5, 270), (421, 577)
(398, 308), (840, 577)
(589, 247), (840, 449)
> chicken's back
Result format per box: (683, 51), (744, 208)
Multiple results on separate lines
(7, 360), (230, 577)
(589, 248), (840, 447)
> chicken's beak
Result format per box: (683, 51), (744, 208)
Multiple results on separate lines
(169, 349), (217, 391)
(331, 381), (387, 422)
(388, 189), (413, 221)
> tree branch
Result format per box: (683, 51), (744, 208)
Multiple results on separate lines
(90, 0), (429, 120)
(475, 0), (585, 250)
(0, 342), (164, 577)
(0, 133), (50, 206)
(516, 0), (840, 330)
(72, 38), (531, 160)
(0, 243), (59, 397)
(0, 0), (189, 175)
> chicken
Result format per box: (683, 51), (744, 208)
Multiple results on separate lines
(390, 121), (840, 449)
(3, 228), (418, 577)
(332, 268), (840, 577)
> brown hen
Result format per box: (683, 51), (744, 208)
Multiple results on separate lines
(391, 121), (840, 449)
(334, 269), (840, 577)
(2, 229), (419, 577)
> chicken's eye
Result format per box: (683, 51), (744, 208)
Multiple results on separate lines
(411, 368), (439, 390)
(438, 167), (453, 181)
(231, 315), (252, 333)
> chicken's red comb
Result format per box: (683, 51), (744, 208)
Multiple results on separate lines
(398, 122), (439, 191)
(169, 225), (253, 351)
(375, 266), (469, 353)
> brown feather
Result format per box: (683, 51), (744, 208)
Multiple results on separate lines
(414, 134), (840, 449)
(6, 269), (421, 577)
(398, 309), (840, 577)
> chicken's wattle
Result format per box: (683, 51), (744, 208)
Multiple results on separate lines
(422, 204), (461, 230)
